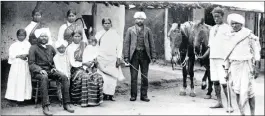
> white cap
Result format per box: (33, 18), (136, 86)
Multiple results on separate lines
(55, 40), (68, 49)
(34, 28), (51, 39)
(227, 13), (245, 25)
(133, 12), (147, 19)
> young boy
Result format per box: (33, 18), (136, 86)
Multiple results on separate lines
(83, 38), (99, 72)
(5, 29), (32, 102)
(53, 40), (71, 78)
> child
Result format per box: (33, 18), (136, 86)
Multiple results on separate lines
(82, 38), (104, 106)
(53, 40), (71, 78)
(82, 38), (99, 72)
(5, 29), (32, 102)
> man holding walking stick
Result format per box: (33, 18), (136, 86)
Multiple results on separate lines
(123, 11), (156, 102)
(223, 13), (261, 116)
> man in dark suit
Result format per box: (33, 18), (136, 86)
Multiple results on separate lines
(123, 11), (156, 102)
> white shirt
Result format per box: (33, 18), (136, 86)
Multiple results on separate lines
(53, 52), (71, 78)
(208, 23), (231, 59)
(67, 43), (83, 68)
(83, 45), (99, 63)
(8, 40), (31, 64)
(227, 28), (261, 61)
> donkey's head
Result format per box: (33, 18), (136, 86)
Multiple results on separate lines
(168, 23), (182, 62)
(192, 18), (211, 55)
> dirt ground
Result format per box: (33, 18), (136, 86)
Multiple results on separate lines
(1, 60), (264, 115)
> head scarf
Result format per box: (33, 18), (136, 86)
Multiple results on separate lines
(34, 28), (51, 39)
(227, 13), (245, 26)
(55, 40), (68, 49)
(134, 12), (147, 19)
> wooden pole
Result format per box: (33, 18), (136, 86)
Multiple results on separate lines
(164, 8), (171, 61)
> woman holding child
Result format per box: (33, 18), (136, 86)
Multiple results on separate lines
(67, 26), (103, 107)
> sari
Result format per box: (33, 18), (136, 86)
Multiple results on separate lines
(68, 42), (103, 106)
(96, 28), (125, 95)
(25, 21), (53, 45)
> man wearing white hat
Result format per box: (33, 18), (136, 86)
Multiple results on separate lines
(224, 13), (261, 116)
(124, 11), (156, 102)
(28, 28), (74, 116)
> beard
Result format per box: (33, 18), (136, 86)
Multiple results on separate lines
(40, 39), (48, 45)
(136, 22), (143, 26)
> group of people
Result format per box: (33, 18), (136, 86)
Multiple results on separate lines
(5, 8), (156, 116)
(197, 7), (261, 115)
(4, 6), (261, 116)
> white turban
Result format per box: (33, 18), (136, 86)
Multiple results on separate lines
(34, 28), (51, 39)
(55, 40), (68, 49)
(227, 13), (245, 25)
(134, 12), (147, 19)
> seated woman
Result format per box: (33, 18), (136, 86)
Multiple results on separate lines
(67, 28), (103, 107)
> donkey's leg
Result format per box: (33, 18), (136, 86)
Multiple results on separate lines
(179, 53), (187, 96)
(180, 66), (188, 96)
(205, 65), (213, 99)
(188, 57), (196, 97)
(201, 69), (208, 90)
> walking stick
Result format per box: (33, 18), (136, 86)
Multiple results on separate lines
(223, 65), (231, 115)
(227, 76), (231, 115)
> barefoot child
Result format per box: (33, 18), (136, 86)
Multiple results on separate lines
(5, 29), (32, 102)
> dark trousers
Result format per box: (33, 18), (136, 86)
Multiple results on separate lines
(130, 50), (150, 98)
(34, 71), (70, 107)
(202, 65), (213, 95)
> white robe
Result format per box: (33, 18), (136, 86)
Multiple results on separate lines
(96, 29), (125, 95)
(5, 40), (32, 101)
(83, 45), (99, 63)
(58, 21), (88, 44)
(53, 52), (71, 78)
(224, 27), (261, 107)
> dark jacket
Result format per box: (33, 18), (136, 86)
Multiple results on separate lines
(28, 44), (56, 74)
(123, 25), (156, 61)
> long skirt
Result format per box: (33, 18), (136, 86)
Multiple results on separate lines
(70, 67), (104, 106)
(5, 59), (32, 101)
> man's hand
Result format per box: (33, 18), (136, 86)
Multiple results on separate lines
(254, 61), (260, 79)
(40, 70), (48, 76)
(124, 58), (129, 63)
(51, 68), (58, 73)
(151, 58), (156, 63)
(116, 58), (121, 68)
(224, 69), (229, 81)
(16, 55), (27, 60)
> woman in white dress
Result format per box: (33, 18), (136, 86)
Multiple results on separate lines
(96, 18), (125, 101)
(5, 29), (32, 102)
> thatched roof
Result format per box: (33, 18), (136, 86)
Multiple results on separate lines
(53, 1), (264, 13)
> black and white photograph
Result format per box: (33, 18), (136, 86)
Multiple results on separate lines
(1, 1), (264, 115)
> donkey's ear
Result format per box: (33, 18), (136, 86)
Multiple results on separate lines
(200, 18), (205, 24)
(177, 23), (181, 29)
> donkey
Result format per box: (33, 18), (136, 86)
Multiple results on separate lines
(168, 18), (212, 97)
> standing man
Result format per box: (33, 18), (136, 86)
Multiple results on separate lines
(224, 13), (261, 116)
(123, 11), (156, 102)
(28, 28), (74, 116)
(198, 7), (233, 112)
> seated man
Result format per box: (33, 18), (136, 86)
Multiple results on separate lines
(28, 28), (74, 116)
